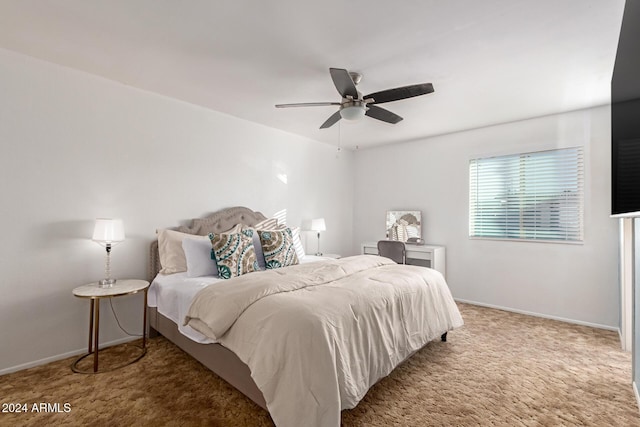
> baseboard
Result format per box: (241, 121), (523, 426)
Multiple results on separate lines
(0, 336), (138, 376)
(618, 328), (630, 352)
(455, 298), (618, 331)
(1, 301), (619, 375)
(634, 381), (640, 413)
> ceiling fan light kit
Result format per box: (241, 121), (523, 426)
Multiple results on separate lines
(275, 68), (434, 129)
(340, 102), (367, 120)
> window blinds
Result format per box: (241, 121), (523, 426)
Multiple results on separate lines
(469, 147), (584, 242)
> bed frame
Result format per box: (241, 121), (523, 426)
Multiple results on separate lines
(148, 206), (269, 409)
(147, 206), (448, 413)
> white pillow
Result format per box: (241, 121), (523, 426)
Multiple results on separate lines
(291, 227), (306, 261)
(182, 237), (218, 278)
(157, 229), (208, 275)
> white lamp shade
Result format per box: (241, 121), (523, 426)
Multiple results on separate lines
(92, 218), (125, 244)
(311, 218), (326, 232)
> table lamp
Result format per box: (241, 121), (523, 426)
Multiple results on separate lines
(92, 218), (125, 288)
(311, 218), (326, 256)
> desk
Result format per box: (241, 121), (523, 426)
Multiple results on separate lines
(72, 279), (149, 374)
(361, 242), (446, 279)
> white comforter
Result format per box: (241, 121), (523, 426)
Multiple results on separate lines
(185, 255), (463, 427)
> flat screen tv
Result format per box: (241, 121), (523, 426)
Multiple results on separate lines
(612, 138), (640, 216)
(611, 1), (640, 216)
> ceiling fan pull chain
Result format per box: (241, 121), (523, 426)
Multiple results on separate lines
(336, 121), (342, 158)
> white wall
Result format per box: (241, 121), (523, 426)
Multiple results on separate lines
(0, 48), (354, 373)
(353, 106), (618, 329)
(0, 43), (619, 373)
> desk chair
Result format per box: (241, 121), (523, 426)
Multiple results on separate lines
(377, 240), (406, 264)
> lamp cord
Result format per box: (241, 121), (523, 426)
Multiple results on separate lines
(109, 298), (143, 337)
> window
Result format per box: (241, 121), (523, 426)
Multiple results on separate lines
(469, 147), (584, 242)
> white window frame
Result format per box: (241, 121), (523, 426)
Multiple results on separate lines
(469, 147), (584, 244)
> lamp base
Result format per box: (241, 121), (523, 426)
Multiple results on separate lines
(98, 278), (117, 288)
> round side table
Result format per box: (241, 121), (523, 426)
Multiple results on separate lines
(72, 279), (149, 374)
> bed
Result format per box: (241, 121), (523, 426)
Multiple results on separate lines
(147, 206), (463, 427)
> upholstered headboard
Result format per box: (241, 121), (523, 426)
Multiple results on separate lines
(148, 206), (267, 280)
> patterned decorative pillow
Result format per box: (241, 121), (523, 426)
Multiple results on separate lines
(209, 228), (258, 279)
(251, 218), (286, 269)
(257, 228), (299, 269)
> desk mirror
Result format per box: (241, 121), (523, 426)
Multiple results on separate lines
(386, 211), (421, 242)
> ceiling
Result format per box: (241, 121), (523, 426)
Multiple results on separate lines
(0, 0), (626, 149)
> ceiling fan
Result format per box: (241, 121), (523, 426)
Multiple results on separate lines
(275, 68), (434, 129)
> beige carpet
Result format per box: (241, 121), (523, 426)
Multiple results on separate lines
(1, 303), (638, 426)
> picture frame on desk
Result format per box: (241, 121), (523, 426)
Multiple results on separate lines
(385, 211), (421, 243)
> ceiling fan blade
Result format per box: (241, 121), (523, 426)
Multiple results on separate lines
(365, 83), (434, 105)
(329, 68), (358, 99)
(365, 105), (403, 124)
(275, 102), (341, 108)
(320, 110), (342, 129)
